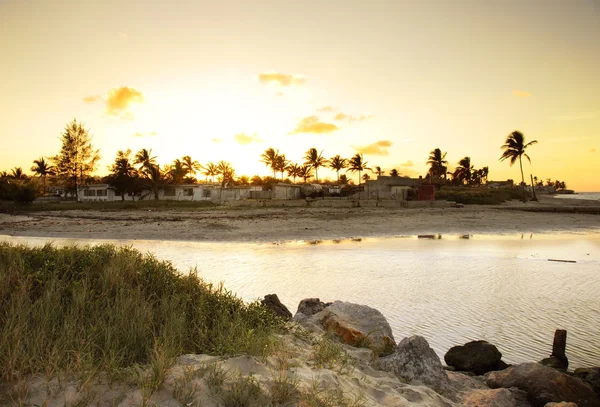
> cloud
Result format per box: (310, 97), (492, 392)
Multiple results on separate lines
(83, 95), (101, 103)
(591, 148), (597, 153)
(334, 112), (373, 122)
(352, 140), (392, 156)
(289, 116), (339, 134)
(106, 86), (144, 117)
(512, 90), (532, 98)
(212, 138), (223, 143)
(133, 131), (157, 137)
(275, 92), (284, 97)
(234, 132), (263, 145)
(318, 106), (335, 112)
(258, 72), (306, 86)
(399, 160), (414, 167)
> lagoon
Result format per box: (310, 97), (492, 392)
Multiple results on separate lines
(2, 233), (599, 369)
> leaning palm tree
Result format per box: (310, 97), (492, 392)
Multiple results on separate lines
(304, 148), (327, 183)
(500, 130), (538, 201)
(216, 160), (235, 187)
(373, 166), (385, 177)
(452, 157), (473, 185)
(328, 155), (347, 182)
(260, 148), (280, 178)
(346, 153), (370, 185)
(202, 162), (218, 184)
(427, 148), (448, 179)
(31, 157), (56, 192)
(298, 165), (313, 183)
(181, 155), (202, 179)
(286, 163), (302, 184)
(134, 148), (157, 171)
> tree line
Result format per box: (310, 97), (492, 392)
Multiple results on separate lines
(3, 119), (565, 203)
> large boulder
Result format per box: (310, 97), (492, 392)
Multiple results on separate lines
(295, 301), (395, 356)
(379, 335), (449, 394)
(261, 294), (292, 320)
(487, 362), (600, 407)
(544, 403), (578, 407)
(444, 340), (507, 375)
(573, 368), (600, 396)
(461, 388), (532, 407)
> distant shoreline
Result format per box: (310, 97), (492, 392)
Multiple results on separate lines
(1, 196), (600, 243)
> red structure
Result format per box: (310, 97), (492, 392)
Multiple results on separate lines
(417, 184), (436, 201)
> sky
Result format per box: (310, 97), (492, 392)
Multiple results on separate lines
(1, 0), (599, 190)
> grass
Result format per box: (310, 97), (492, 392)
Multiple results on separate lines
(312, 338), (356, 374)
(436, 186), (530, 205)
(0, 243), (284, 383)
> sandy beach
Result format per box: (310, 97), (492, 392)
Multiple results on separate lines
(1, 196), (599, 242)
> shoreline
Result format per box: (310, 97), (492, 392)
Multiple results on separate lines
(1, 196), (600, 243)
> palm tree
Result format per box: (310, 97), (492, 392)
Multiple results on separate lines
(202, 162), (218, 184)
(260, 148), (280, 178)
(31, 157), (56, 192)
(216, 160), (235, 187)
(10, 167), (27, 180)
(362, 173), (371, 182)
(389, 169), (399, 177)
(427, 148), (448, 180)
(182, 155), (202, 179)
(328, 155), (347, 182)
(500, 130), (538, 201)
(142, 164), (166, 200)
(452, 157), (473, 185)
(298, 165), (313, 183)
(168, 159), (187, 184)
(373, 166), (385, 177)
(303, 148), (327, 183)
(107, 149), (138, 200)
(346, 153), (370, 185)
(274, 154), (289, 180)
(286, 163), (302, 184)
(134, 148), (157, 171)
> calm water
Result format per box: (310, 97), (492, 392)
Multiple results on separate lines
(555, 192), (600, 201)
(2, 234), (600, 369)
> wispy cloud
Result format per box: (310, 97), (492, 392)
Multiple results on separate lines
(85, 86), (144, 118)
(234, 132), (263, 145)
(335, 112), (373, 122)
(258, 72), (306, 86)
(591, 148), (597, 153)
(212, 138), (223, 143)
(399, 160), (414, 167)
(289, 116), (339, 134)
(352, 140), (392, 156)
(318, 106), (335, 112)
(512, 90), (532, 98)
(83, 95), (102, 103)
(133, 131), (157, 137)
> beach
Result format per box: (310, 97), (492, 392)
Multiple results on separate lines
(1, 196), (600, 242)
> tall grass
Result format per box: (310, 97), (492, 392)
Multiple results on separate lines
(0, 199), (217, 213)
(0, 243), (283, 382)
(436, 186), (529, 205)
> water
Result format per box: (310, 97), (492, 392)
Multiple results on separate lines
(555, 192), (600, 201)
(2, 233), (600, 369)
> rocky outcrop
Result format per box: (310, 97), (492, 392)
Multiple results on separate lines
(487, 362), (600, 407)
(295, 301), (396, 356)
(295, 298), (331, 318)
(261, 294), (292, 320)
(573, 368), (600, 396)
(461, 388), (532, 407)
(444, 340), (507, 375)
(379, 335), (449, 394)
(543, 403), (578, 407)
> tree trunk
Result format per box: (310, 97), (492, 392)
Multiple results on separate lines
(519, 156), (526, 202)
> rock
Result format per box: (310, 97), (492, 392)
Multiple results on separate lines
(462, 387), (532, 407)
(544, 403), (578, 407)
(540, 330), (568, 371)
(573, 367), (600, 396)
(444, 340), (506, 375)
(295, 298), (331, 317)
(379, 335), (449, 394)
(487, 362), (600, 407)
(261, 294), (292, 320)
(296, 301), (395, 356)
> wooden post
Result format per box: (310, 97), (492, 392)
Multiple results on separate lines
(551, 329), (568, 369)
(530, 174), (538, 201)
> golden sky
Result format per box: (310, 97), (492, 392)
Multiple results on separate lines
(1, 0), (599, 190)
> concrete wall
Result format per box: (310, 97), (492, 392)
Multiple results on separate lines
(272, 185), (302, 200)
(78, 185), (115, 202)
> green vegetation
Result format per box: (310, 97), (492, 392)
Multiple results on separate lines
(436, 186), (528, 205)
(0, 198), (218, 213)
(0, 243), (283, 382)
